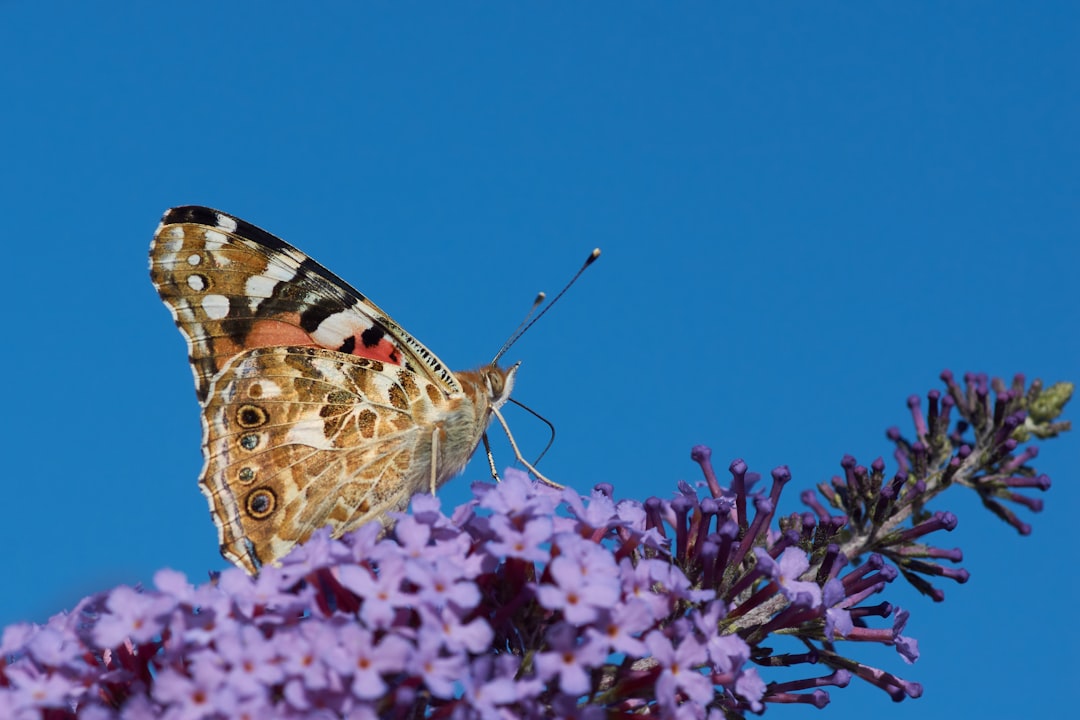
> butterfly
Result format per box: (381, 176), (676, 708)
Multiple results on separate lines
(150, 206), (572, 573)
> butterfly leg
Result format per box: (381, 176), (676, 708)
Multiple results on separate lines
(481, 433), (501, 482)
(489, 406), (565, 489)
(429, 426), (440, 496)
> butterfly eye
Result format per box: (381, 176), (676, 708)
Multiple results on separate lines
(486, 367), (506, 398)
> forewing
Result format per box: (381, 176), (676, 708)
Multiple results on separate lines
(149, 205), (461, 403)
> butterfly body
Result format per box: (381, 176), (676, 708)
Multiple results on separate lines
(150, 206), (514, 573)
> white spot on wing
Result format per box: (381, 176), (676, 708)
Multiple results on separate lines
(245, 275), (279, 302)
(251, 381), (282, 399)
(245, 261), (298, 307)
(285, 418), (337, 450)
(215, 213), (238, 233)
(201, 294), (230, 320)
(204, 229), (227, 251)
(261, 260), (298, 284)
(171, 300), (195, 323)
(187, 275), (206, 292)
(187, 253), (202, 266)
(282, 247), (308, 265)
(157, 227), (184, 255)
(310, 310), (362, 348)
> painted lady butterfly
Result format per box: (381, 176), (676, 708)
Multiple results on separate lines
(149, 206), (584, 573)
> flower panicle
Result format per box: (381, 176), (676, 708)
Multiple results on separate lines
(654, 371), (1064, 711)
(0, 371), (1066, 719)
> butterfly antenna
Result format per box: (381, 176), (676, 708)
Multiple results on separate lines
(508, 397), (556, 466)
(492, 248), (601, 364)
(493, 292), (546, 363)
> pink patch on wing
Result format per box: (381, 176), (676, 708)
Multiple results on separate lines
(347, 332), (403, 366)
(246, 318), (319, 349)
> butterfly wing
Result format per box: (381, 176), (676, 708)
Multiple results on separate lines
(149, 205), (461, 403)
(201, 346), (446, 573)
(149, 207), (482, 572)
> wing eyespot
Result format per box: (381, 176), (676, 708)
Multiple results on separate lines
(237, 405), (269, 428)
(246, 488), (277, 519)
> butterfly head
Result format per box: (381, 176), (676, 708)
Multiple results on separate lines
(483, 360), (520, 410)
(482, 362), (520, 410)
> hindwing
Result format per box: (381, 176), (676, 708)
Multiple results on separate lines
(200, 346), (448, 572)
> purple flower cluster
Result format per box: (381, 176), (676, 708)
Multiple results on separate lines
(0, 371), (1069, 718)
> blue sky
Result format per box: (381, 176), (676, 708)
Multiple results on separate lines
(2, 3), (1077, 717)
